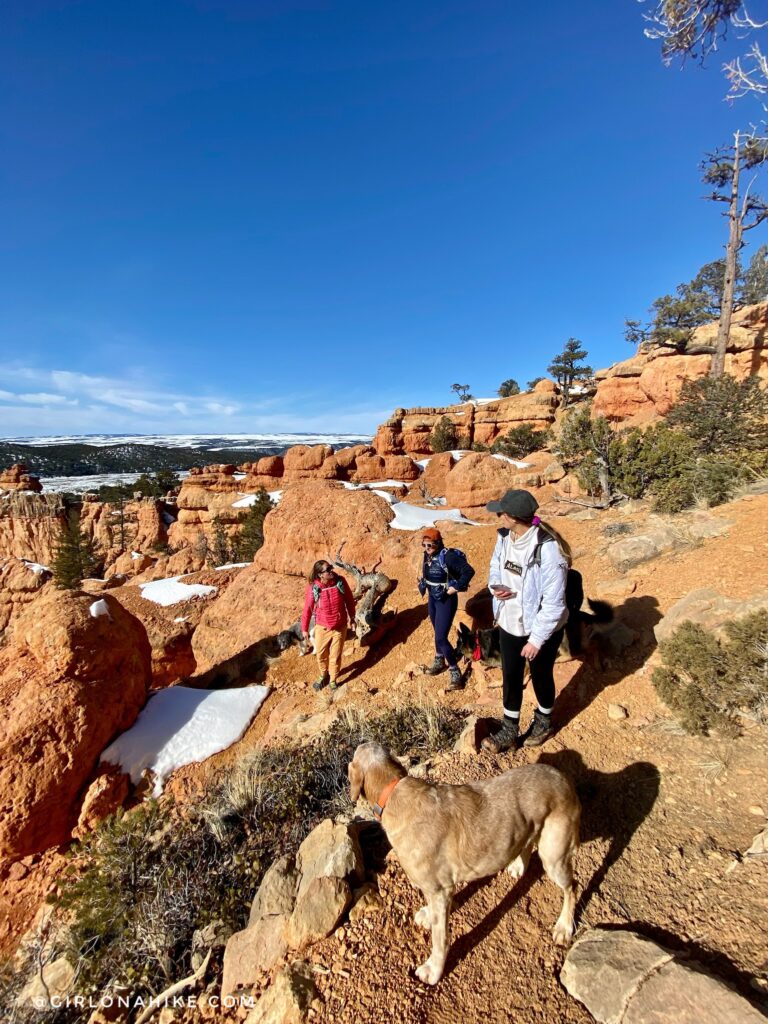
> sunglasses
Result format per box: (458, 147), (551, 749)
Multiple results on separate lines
(422, 542), (437, 549)
(320, 567), (334, 575)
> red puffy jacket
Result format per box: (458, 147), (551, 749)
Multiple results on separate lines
(301, 573), (356, 632)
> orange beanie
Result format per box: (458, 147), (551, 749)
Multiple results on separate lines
(421, 527), (443, 543)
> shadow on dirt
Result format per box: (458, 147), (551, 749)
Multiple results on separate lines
(555, 594), (663, 732)
(537, 749), (661, 915)
(340, 603), (429, 684)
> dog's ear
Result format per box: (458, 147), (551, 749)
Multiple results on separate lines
(348, 759), (365, 803)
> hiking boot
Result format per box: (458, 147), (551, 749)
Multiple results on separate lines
(445, 666), (465, 691)
(312, 673), (329, 691)
(328, 680), (339, 692)
(523, 710), (553, 747)
(481, 717), (519, 753)
(423, 655), (447, 676)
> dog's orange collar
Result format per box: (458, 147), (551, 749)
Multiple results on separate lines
(372, 778), (402, 821)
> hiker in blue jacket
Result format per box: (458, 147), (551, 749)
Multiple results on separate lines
(481, 489), (569, 752)
(417, 527), (475, 690)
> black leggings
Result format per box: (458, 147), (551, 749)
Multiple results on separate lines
(499, 626), (564, 716)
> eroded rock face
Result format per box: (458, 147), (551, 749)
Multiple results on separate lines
(443, 452), (547, 512)
(0, 557), (52, 634)
(593, 302), (768, 425)
(0, 464), (43, 494)
(80, 498), (170, 574)
(373, 392), (558, 455)
(0, 492), (67, 565)
(253, 483), (401, 577)
(0, 590), (151, 862)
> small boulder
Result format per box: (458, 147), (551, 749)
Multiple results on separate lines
(295, 819), (364, 898)
(249, 855), (298, 924)
(607, 703), (629, 721)
(245, 960), (318, 1024)
(222, 916), (290, 996)
(288, 875), (352, 948)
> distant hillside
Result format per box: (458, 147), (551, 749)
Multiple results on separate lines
(0, 441), (278, 476)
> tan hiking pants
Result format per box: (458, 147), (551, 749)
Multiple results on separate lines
(314, 625), (346, 682)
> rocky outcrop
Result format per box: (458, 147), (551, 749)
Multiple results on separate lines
(192, 485), (415, 674)
(593, 302), (768, 425)
(0, 557), (52, 634)
(222, 819), (363, 996)
(0, 590), (151, 863)
(561, 927), (765, 1024)
(80, 497), (171, 575)
(443, 451), (554, 514)
(374, 385), (558, 456)
(0, 492), (67, 565)
(654, 587), (768, 644)
(0, 464), (42, 494)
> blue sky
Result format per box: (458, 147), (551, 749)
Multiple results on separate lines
(1, 0), (764, 437)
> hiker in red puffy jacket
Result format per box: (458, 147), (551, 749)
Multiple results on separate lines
(301, 559), (356, 693)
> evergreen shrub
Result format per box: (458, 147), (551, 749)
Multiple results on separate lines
(652, 611), (768, 735)
(429, 417), (458, 453)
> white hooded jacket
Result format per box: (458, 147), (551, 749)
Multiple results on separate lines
(488, 527), (569, 648)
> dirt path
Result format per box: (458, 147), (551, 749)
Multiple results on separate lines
(165, 492), (768, 1022)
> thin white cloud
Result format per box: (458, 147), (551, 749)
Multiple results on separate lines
(0, 363), (385, 437)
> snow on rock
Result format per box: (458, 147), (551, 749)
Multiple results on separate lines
(416, 457), (431, 469)
(130, 551), (143, 561)
(139, 575), (217, 607)
(389, 502), (478, 531)
(101, 685), (270, 796)
(22, 560), (51, 576)
(89, 599), (111, 620)
(232, 490), (283, 508)
(213, 562), (251, 571)
(491, 454), (531, 469)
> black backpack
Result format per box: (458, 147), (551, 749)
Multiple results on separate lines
(531, 535), (584, 615)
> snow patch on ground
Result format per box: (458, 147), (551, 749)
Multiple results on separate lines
(139, 575), (217, 607)
(89, 599), (111, 619)
(213, 562), (250, 571)
(388, 502), (478, 530)
(101, 685), (270, 796)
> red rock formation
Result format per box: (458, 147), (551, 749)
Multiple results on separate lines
(0, 464), (43, 494)
(0, 590), (151, 862)
(374, 391), (557, 456)
(443, 452), (552, 514)
(0, 492), (67, 565)
(0, 557), (52, 633)
(80, 497), (170, 574)
(593, 302), (768, 424)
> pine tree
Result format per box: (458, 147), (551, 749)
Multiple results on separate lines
(234, 490), (275, 561)
(450, 383), (474, 402)
(701, 132), (768, 376)
(741, 244), (768, 304)
(209, 516), (234, 567)
(497, 379), (520, 398)
(52, 509), (100, 589)
(429, 416), (459, 453)
(547, 339), (593, 408)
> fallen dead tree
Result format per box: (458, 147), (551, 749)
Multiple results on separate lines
(333, 543), (398, 646)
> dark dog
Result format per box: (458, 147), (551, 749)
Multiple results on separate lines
(456, 597), (614, 667)
(276, 619), (313, 655)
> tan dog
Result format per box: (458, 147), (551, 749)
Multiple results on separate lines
(348, 741), (580, 985)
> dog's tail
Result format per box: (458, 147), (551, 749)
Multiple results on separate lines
(582, 598), (613, 624)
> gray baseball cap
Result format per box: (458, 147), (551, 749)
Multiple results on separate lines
(485, 489), (539, 518)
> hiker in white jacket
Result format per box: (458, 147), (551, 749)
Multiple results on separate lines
(481, 489), (568, 752)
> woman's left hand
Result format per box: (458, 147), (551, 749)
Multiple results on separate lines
(521, 642), (540, 660)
